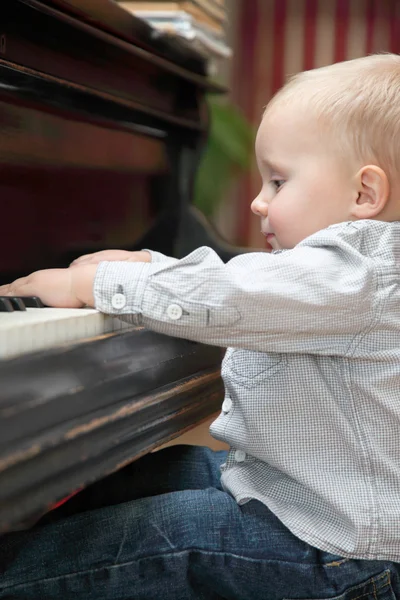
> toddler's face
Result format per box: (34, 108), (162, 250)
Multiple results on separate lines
(251, 104), (358, 250)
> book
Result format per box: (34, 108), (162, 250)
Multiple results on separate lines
(142, 14), (231, 55)
(133, 11), (225, 34)
(142, 11), (225, 37)
(117, 1), (226, 24)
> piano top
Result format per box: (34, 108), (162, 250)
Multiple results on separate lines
(21, 0), (225, 88)
(0, 0), (225, 142)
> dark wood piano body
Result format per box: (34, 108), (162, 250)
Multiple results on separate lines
(0, 0), (237, 533)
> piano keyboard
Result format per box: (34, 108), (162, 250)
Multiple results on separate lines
(0, 307), (132, 360)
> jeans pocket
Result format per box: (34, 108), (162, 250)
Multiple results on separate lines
(284, 569), (396, 599)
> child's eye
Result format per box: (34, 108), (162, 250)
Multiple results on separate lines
(271, 179), (285, 191)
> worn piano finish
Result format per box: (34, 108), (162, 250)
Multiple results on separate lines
(0, 0), (231, 532)
(0, 328), (224, 532)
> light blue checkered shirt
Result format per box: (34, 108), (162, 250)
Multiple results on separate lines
(94, 220), (400, 561)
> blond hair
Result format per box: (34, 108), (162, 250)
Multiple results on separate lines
(266, 54), (400, 181)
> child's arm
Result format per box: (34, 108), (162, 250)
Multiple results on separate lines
(0, 229), (375, 356)
(90, 241), (374, 356)
(0, 251), (152, 308)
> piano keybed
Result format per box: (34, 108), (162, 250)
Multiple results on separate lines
(0, 306), (132, 360)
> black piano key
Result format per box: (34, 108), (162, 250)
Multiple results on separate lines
(8, 297), (26, 311)
(16, 296), (45, 308)
(0, 297), (14, 312)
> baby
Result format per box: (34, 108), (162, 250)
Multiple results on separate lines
(1, 54), (400, 600)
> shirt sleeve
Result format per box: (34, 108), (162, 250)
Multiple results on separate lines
(93, 228), (376, 356)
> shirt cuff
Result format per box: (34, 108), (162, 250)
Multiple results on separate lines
(93, 261), (153, 321)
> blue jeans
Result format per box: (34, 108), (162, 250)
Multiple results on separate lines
(0, 445), (399, 599)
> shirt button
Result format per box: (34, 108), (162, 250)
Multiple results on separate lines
(234, 449), (246, 463)
(166, 303), (183, 320)
(222, 397), (232, 412)
(111, 293), (126, 310)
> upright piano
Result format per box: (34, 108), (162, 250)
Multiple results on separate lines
(0, 0), (240, 533)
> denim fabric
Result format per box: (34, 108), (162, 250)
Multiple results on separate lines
(0, 445), (399, 600)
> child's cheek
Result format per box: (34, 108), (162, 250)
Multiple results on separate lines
(268, 203), (285, 235)
(269, 201), (299, 248)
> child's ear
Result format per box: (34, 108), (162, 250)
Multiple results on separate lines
(351, 165), (390, 219)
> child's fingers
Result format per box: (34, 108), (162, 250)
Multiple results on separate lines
(70, 253), (94, 267)
(70, 250), (135, 267)
(0, 277), (29, 296)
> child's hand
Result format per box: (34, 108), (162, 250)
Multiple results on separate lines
(0, 264), (97, 308)
(70, 250), (151, 267)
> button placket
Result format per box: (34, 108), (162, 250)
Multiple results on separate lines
(234, 449), (246, 463)
(222, 397), (232, 413)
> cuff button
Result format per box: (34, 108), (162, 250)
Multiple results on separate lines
(111, 293), (127, 310)
(166, 303), (183, 320)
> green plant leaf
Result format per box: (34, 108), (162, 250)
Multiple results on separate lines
(194, 96), (254, 217)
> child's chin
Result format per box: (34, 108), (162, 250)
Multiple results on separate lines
(270, 238), (282, 251)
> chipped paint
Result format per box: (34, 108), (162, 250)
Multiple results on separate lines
(0, 443), (41, 472)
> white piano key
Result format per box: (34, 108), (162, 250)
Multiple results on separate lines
(0, 308), (132, 360)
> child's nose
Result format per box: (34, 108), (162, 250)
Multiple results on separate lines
(251, 193), (268, 217)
